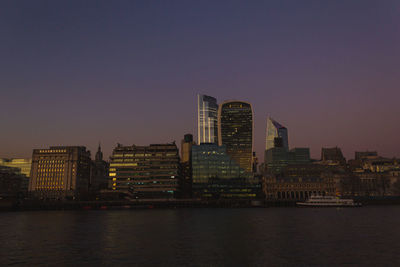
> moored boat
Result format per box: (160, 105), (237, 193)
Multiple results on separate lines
(297, 195), (362, 207)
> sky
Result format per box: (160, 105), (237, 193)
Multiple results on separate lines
(1, 0), (399, 161)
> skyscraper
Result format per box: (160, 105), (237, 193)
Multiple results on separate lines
(265, 117), (289, 151)
(218, 101), (253, 172)
(197, 94), (218, 144)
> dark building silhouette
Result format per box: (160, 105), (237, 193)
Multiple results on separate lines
(29, 146), (91, 200)
(218, 101), (253, 172)
(355, 151), (378, 160)
(90, 143), (109, 192)
(180, 134), (195, 198)
(0, 166), (29, 198)
(321, 147), (346, 165)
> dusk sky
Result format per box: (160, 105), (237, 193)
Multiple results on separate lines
(1, 0), (399, 161)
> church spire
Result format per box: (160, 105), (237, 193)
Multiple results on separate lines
(95, 142), (103, 161)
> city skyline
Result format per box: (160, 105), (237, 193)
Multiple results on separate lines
(1, 1), (400, 160)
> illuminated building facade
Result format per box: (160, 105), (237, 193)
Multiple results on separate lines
(109, 143), (180, 198)
(29, 147), (91, 199)
(197, 94), (218, 144)
(0, 158), (32, 177)
(218, 101), (253, 172)
(265, 117), (289, 151)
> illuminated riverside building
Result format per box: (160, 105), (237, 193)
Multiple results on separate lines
(109, 143), (180, 198)
(29, 147), (91, 199)
(192, 143), (260, 199)
(0, 158), (32, 177)
(197, 94), (218, 144)
(265, 117), (288, 151)
(218, 101), (253, 172)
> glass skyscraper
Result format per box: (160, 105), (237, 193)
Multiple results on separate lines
(197, 94), (218, 144)
(218, 101), (253, 172)
(265, 117), (289, 151)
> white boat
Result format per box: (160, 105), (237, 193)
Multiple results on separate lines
(296, 195), (362, 207)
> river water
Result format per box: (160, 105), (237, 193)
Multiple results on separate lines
(1, 206), (400, 266)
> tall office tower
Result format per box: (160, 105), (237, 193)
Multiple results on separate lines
(197, 94), (218, 144)
(265, 117), (289, 151)
(109, 143), (180, 198)
(218, 101), (253, 172)
(29, 147), (91, 199)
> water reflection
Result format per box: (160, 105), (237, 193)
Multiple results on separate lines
(1, 207), (400, 266)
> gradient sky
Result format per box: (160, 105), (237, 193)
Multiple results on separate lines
(1, 0), (399, 161)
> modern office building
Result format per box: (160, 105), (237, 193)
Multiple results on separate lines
(0, 158), (32, 177)
(218, 100), (253, 172)
(265, 147), (311, 174)
(197, 94), (218, 144)
(109, 143), (180, 198)
(192, 143), (260, 199)
(265, 117), (289, 151)
(29, 146), (91, 199)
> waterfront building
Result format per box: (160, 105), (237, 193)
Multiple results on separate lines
(90, 144), (109, 192)
(0, 158), (32, 177)
(197, 94), (218, 144)
(192, 143), (260, 199)
(263, 175), (335, 201)
(218, 100), (253, 172)
(265, 117), (289, 151)
(29, 146), (91, 200)
(109, 143), (180, 199)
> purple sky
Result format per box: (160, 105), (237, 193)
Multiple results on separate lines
(1, 0), (399, 161)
